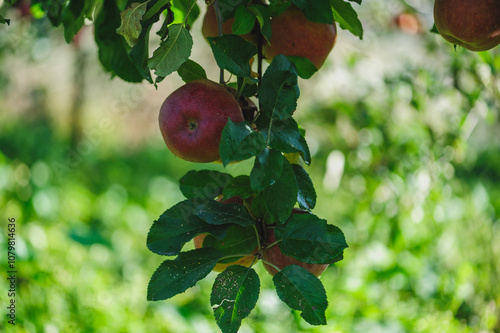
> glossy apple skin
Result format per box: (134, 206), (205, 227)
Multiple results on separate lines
(264, 5), (337, 69)
(159, 80), (244, 163)
(263, 209), (329, 277)
(434, 0), (500, 51)
(202, 5), (257, 43)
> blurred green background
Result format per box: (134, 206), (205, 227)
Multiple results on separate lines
(1, 0), (499, 332)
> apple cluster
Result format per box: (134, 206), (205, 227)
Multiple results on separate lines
(159, 3), (338, 163)
(148, 2), (351, 331)
(155, 1), (342, 277)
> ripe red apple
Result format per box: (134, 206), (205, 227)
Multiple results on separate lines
(262, 209), (329, 277)
(434, 0), (500, 52)
(202, 5), (257, 43)
(264, 5), (337, 69)
(159, 79), (244, 163)
(194, 196), (258, 272)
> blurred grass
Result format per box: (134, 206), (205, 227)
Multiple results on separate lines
(1, 0), (500, 332)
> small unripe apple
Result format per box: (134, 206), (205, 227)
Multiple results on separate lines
(263, 209), (329, 277)
(264, 5), (337, 69)
(434, 0), (500, 52)
(159, 79), (244, 163)
(194, 196), (258, 272)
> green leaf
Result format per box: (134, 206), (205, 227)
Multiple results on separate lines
(292, 164), (316, 210)
(179, 170), (233, 199)
(229, 77), (258, 98)
(203, 225), (258, 263)
(177, 59), (207, 82)
(250, 148), (284, 193)
(256, 115), (311, 165)
(194, 200), (255, 227)
(33, 0), (65, 26)
(211, 266), (260, 333)
(293, 0), (333, 24)
(156, 12), (173, 40)
(147, 199), (229, 256)
(62, 0), (85, 43)
(330, 0), (363, 39)
(273, 265), (328, 325)
(129, 0), (170, 84)
(250, 194), (266, 219)
(94, 0), (144, 82)
(130, 29), (153, 83)
(247, 4), (272, 42)
(208, 35), (257, 78)
(147, 248), (224, 301)
(275, 213), (348, 264)
(0, 15), (10, 25)
(259, 55), (300, 120)
(170, 0), (200, 27)
(286, 56), (318, 79)
(263, 159), (297, 222)
(223, 176), (254, 200)
(219, 120), (266, 166)
(268, 0), (291, 16)
(116, 2), (148, 47)
(83, 0), (98, 20)
(217, 0), (251, 21)
(232, 5), (256, 35)
(148, 23), (193, 78)
(143, 0), (170, 21)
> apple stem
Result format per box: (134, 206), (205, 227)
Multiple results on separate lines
(235, 79), (247, 100)
(262, 240), (279, 252)
(255, 11), (264, 113)
(257, 29), (263, 89)
(251, 224), (262, 253)
(213, 0), (223, 37)
(262, 259), (281, 273)
(213, 0), (225, 84)
(266, 119), (273, 146)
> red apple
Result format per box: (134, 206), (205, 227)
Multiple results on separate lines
(264, 5), (337, 69)
(434, 0), (500, 52)
(262, 209), (329, 277)
(159, 79), (244, 163)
